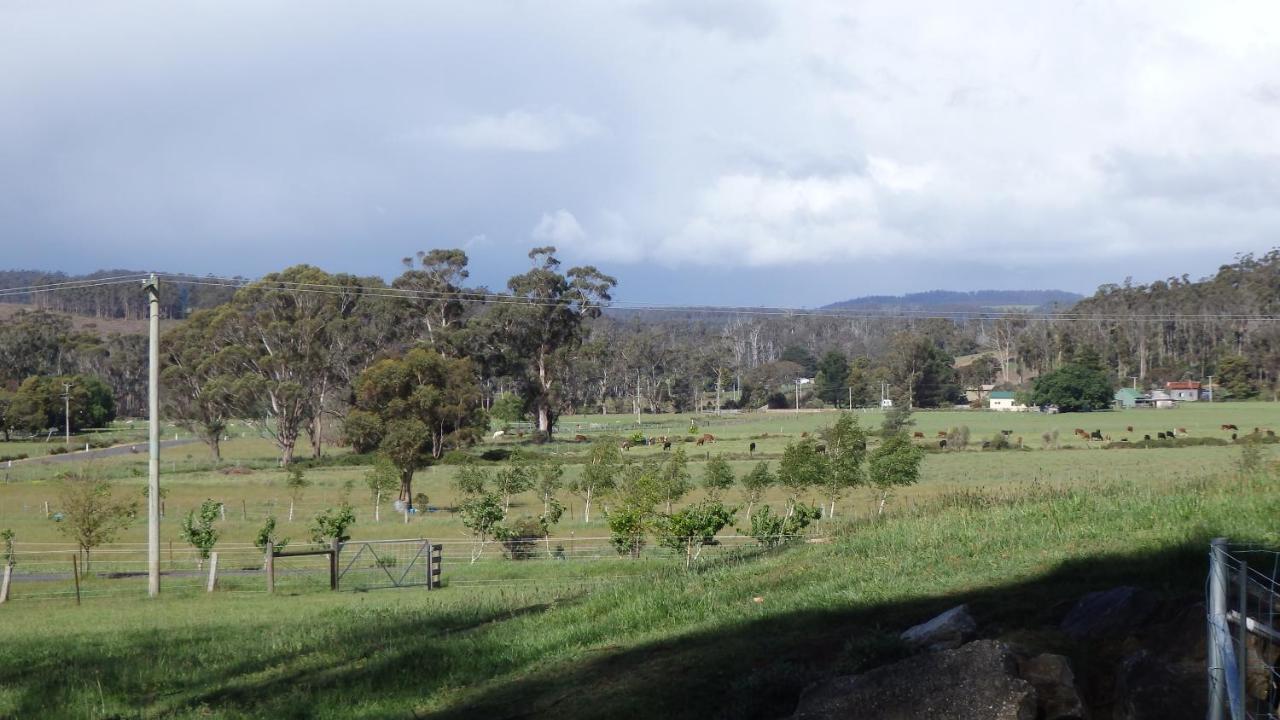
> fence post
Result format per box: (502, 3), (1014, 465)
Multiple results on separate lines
(0, 562), (11, 604)
(1208, 537), (1227, 720)
(329, 539), (340, 591)
(206, 552), (219, 593)
(265, 545), (275, 594)
(71, 554), (81, 606)
(1237, 558), (1248, 718)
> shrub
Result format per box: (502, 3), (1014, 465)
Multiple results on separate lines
(48, 446), (69, 455)
(495, 517), (543, 560)
(744, 503), (821, 547)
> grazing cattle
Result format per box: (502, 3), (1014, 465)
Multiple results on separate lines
(1126, 425), (1134, 432)
(815, 444), (827, 453)
(621, 441), (633, 451)
(912, 431), (925, 439)
(516, 431), (526, 438)
(1157, 432), (1166, 439)
(1144, 435), (1151, 441)
(696, 437), (705, 446)
(701, 433), (716, 444)
(749, 442), (756, 455)
(1268, 430), (1276, 438)
(1000, 430), (1012, 436)
(1232, 433), (1238, 441)
(663, 440), (672, 451)
(574, 434), (588, 443)
(1222, 424), (1238, 431)
(937, 431), (948, 438)
(800, 431), (809, 438)
(939, 439), (947, 449)
(1166, 430), (1175, 440)
(1175, 427), (1188, 436)
(1074, 429), (1089, 439)
(982, 440), (991, 449)
(1090, 430), (1103, 441)
(492, 430), (505, 439)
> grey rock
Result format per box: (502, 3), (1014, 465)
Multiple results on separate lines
(900, 603), (977, 650)
(793, 639), (1037, 720)
(1114, 650), (1205, 720)
(1020, 653), (1087, 720)
(1060, 586), (1156, 641)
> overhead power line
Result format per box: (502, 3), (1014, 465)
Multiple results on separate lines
(0, 271), (1276, 323)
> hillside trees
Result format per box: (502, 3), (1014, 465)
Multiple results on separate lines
(1029, 356), (1114, 411)
(482, 247), (615, 436)
(10, 374), (115, 433)
(887, 333), (961, 407)
(210, 266), (379, 464)
(348, 348), (486, 509)
(162, 310), (241, 460)
(814, 350), (849, 405)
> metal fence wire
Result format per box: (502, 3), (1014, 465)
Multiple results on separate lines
(1207, 539), (1280, 720)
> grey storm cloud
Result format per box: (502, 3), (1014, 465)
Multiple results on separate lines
(2, 1), (1279, 305)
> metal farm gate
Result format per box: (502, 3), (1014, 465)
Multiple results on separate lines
(337, 539), (442, 591)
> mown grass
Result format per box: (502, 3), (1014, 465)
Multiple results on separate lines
(0, 468), (1275, 719)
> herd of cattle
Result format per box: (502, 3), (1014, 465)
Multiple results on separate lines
(907, 423), (1275, 448)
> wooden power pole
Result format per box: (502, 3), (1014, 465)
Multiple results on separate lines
(144, 274), (161, 597)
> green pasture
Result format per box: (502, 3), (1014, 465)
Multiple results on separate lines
(0, 467), (1277, 718)
(1, 404), (1275, 549)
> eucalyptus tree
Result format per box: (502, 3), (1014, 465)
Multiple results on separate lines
(162, 309), (241, 460)
(348, 347), (486, 509)
(482, 247), (615, 436)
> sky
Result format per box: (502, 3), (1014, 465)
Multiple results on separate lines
(2, 1), (1279, 306)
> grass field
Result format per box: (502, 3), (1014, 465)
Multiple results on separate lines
(0, 403), (1277, 717)
(0, 469), (1276, 718)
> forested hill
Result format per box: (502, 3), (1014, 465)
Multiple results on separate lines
(822, 289), (1083, 312)
(0, 269), (236, 320)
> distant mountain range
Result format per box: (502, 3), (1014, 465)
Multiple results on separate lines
(822, 289), (1083, 313)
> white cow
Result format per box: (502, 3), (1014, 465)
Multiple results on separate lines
(492, 430), (505, 439)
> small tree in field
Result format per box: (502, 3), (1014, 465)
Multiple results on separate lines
(494, 451), (535, 512)
(570, 437), (621, 523)
(657, 499), (736, 569)
(57, 471), (138, 569)
(657, 447), (692, 513)
(286, 465), (310, 522)
(179, 499), (221, 569)
(536, 461), (565, 515)
(745, 503), (821, 547)
(310, 504), (356, 544)
(702, 455), (735, 499)
(820, 413), (868, 518)
(453, 460), (492, 499)
(777, 439), (827, 517)
(868, 432), (925, 515)
(608, 460), (661, 558)
(739, 461), (774, 520)
(364, 455), (400, 522)
(254, 515), (289, 555)
(459, 493), (505, 563)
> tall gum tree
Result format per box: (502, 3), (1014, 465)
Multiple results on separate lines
(487, 247), (615, 436)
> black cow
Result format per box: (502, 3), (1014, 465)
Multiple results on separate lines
(749, 442), (756, 455)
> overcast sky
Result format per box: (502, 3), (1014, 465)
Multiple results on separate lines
(2, 1), (1279, 306)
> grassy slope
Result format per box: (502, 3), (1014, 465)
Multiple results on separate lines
(1, 471), (1276, 719)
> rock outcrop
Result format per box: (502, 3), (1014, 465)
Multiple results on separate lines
(899, 604), (977, 651)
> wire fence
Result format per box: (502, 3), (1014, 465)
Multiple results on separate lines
(0, 533), (790, 604)
(1207, 539), (1280, 720)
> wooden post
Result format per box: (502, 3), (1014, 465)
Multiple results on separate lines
(241, 499), (247, 521)
(71, 554), (81, 606)
(265, 545), (275, 594)
(206, 552), (219, 593)
(0, 562), (12, 604)
(44, 501), (49, 518)
(219, 504), (226, 522)
(329, 539), (340, 592)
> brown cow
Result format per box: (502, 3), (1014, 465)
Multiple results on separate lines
(1126, 425), (1134, 432)
(936, 431), (948, 438)
(1175, 427), (1188, 436)
(700, 433), (716, 444)
(1222, 424), (1238, 431)
(696, 437), (705, 446)
(621, 441), (633, 451)
(574, 434), (588, 443)
(912, 431), (925, 439)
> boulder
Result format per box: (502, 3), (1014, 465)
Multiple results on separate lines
(900, 604), (977, 651)
(1113, 650), (1204, 720)
(792, 640), (1037, 720)
(1060, 586), (1156, 641)
(1020, 653), (1087, 720)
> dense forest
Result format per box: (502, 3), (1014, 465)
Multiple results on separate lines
(0, 249), (1277, 456)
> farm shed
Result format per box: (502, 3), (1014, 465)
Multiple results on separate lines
(989, 391), (1028, 412)
(1114, 388), (1143, 409)
(1165, 380), (1200, 402)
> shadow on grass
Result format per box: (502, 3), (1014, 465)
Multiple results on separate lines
(0, 538), (1218, 720)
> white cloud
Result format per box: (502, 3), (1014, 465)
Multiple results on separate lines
(531, 209), (642, 262)
(437, 108), (603, 152)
